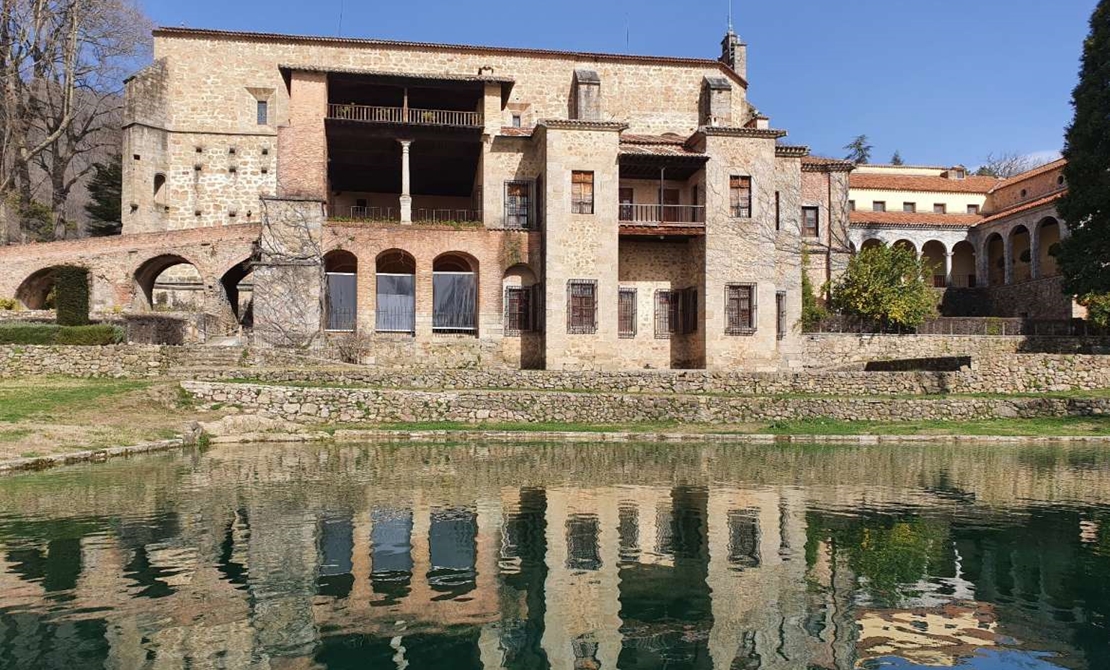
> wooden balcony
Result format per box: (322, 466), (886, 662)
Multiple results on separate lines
(327, 104), (482, 128)
(619, 204), (706, 235)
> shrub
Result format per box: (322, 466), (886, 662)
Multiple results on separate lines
(830, 244), (936, 330)
(0, 298), (16, 311)
(1082, 293), (1110, 329)
(54, 266), (90, 326)
(0, 323), (123, 345)
(800, 249), (827, 331)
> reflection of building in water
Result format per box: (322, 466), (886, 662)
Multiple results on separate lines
(1, 442), (1106, 668)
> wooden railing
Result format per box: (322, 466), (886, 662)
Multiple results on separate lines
(619, 203), (705, 225)
(327, 104), (482, 127)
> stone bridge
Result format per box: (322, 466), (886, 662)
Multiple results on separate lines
(0, 224), (261, 327)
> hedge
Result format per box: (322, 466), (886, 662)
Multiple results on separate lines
(0, 323), (124, 345)
(54, 266), (90, 326)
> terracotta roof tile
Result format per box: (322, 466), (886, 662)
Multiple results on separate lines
(619, 144), (707, 158)
(850, 173), (1000, 194)
(620, 133), (689, 145)
(498, 126), (534, 137)
(802, 155), (854, 171)
(978, 191), (1065, 225)
(849, 210), (983, 228)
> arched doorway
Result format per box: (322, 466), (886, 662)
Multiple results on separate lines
(1037, 218), (1061, 277)
(324, 250), (358, 332)
(133, 255), (203, 310)
(375, 249), (415, 334)
(951, 241), (976, 288)
(921, 241), (947, 287)
(432, 252), (478, 335)
(986, 234), (1005, 286)
(1010, 225), (1031, 283)
(502, 263), (541, 369)
(220, 259), (254, 327)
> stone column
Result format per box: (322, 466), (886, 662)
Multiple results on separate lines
(1030, 229), (1041, 280)
(944, 252), (954, 288)
(399, 140), (413, 224)
(1003, 234), (1014, 285)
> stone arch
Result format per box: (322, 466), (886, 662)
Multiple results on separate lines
(921, 240), (947, 287)
(432, 251), (479, 334)
(986, 233), (1005, 287)
(375, 249), (416, 334)
(951, 241), (976, 288)
(1037, 217), (1061, 277)
(15, 266), (66, 309)
(892, 239), (917, 256)
(133, 254), (204, 310)
(220, 259), (254, 326)
(860, 238), (884, 251)
(502, 263), (541, 369)
(323, 250), (359, 332)
(1010, 224), (1031, 283)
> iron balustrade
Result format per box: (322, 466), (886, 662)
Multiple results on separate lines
(618, 203), (705, 225)
(327, 104), (482, 127)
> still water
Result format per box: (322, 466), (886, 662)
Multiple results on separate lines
(1, 440), (1109, 669)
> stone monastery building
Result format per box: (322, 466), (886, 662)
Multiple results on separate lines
(111, 25), (858, 371)
(0, 25), (1074, 370)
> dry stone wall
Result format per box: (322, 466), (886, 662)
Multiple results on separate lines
(802, 333), (1110, 368)
(182, 380), (1110, 425)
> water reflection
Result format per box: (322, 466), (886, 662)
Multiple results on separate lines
(0, 441), (1109, 668)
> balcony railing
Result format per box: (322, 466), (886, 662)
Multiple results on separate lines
(347, 206), (481, 223)
(619, 203), (706, 225)
(327, 104), (482, 128)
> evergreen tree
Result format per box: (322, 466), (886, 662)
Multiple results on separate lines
(843, 135), (873, 164)
(891, 150), (904, 166)
(84, 155), (122, 237)
(1057, 1), (1110, 296)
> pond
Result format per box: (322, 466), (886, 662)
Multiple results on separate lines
(1, 440), (1109, 669)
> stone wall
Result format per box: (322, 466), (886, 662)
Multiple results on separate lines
(181, 380), (1110, 425)
(802, 333), (1110, 369)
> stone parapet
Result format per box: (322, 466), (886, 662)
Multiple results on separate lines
(181, 381), (1110, 425)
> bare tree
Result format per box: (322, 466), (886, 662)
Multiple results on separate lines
(0, 0), (151, 242)
(974, 151), (1054, 179)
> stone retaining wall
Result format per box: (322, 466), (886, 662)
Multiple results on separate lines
(802, 333), (1110, 369)
(0, 344), (332, 378)
(182, 381), (1110, 425)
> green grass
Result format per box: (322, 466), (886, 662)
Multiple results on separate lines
(0, 379), (151, 423)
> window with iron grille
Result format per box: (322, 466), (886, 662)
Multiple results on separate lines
(571, 171), (594, 214)
(725, 283), (757, 335)
(504, 286), (533, 336)
(730, 175), (752, 218)
(802, 206), (820, 238)
(618, 288), (637, 338)
(655, 290), (678, 338)
(567, 280), (597, 334)
(776, 291), (786, 341)
(504, 181), (533, 229)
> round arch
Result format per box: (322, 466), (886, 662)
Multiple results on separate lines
(220, 259), (254, 326)
(133, 254), (203, 310)
(892, 239), (917, 256)
(432, 252), (479, 334)
(1010, 225), (1031, 283)
(15, 266), (65, 309)
(921, 240), (947, 287)
(986, 233), (1005, 287)
(860, 238), (884, 252)
(951, 241), (976, 288)
(375, 249), (416, 334)
(1037, 217), (1061, 277)
(323, 250), (359, 332)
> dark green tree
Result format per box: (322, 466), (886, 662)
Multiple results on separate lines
(54, 266), (90, 326)
(84, 155), (123, 237)
(843, 135), (873, 164)
(1057, 1), (1110, 296)
(890, 150), (904, 166)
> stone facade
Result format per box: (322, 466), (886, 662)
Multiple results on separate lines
(181, 380), (1110, 425)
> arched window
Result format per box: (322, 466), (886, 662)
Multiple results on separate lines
(376, 249), (415, 334)
(433, 252), (478, 334)
(153, 173), (166, 206)
(324, 250), (358, 332)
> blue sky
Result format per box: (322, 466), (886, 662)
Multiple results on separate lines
(142, 0), (1097, 167)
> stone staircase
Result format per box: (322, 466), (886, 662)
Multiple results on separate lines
(166, 346), (247, 376)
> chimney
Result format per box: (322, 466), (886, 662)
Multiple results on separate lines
(720, 30), (747, 82)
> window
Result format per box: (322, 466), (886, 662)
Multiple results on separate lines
(153, 173), (166, 205)
(504, 286), (534, 336)
(571, 171), (594, 214)
(567, 280), (597, 334)
(654, 288), (697, 338)
(848, 200), (856, 211)
(432, 254), (477, 334)
(872, 201), (886, 212)
(774, 191), (781, 231)
(504, 181), (532, 229)
(511, 114), (522, 128)
(725, 283), (757, 335)
(802, 206), (819, 238)
(1020, 189), (1028, 199)
(730, 176), (752, 217)
(967, 204), (980, 215)
(903, 202), (916, 213)
(256, 99), (269, 125)
(618, 288), (637, 338)
(933, 203), (947, 214)
(619, 187), (634, 220)
(776, 291), (787, 341)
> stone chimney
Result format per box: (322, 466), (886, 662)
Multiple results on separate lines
(720, 30), (747, 82)
(572, 69), (601, 121)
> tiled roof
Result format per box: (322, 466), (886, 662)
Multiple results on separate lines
(154, 27), (749, 88)
(802, 155), (854, 172)
(498, 126), (534, 137)
(850, 173), (1000, 194)
(989, 158), (1067, 193)
(620, 133), (688, 145)
(849, 210), (983, 228)
(619, 144), (707, 158)
(539, 119), (627, 132)
(978, 191), (1065, 225)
